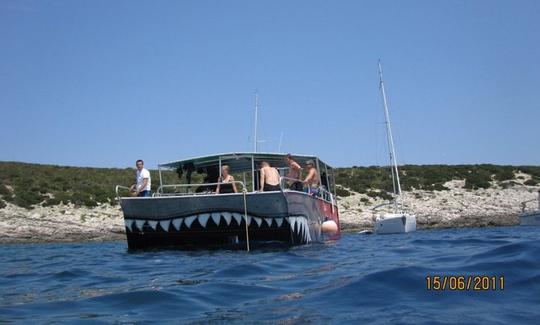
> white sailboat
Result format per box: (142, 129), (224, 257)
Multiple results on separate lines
(373, 61), (417, 234)
(519, 190), (540, 226)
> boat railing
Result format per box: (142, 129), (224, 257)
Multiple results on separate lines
(115, 185), (132, 202)
(372, 201), (413, 214)
(520, 198), (539, 213)
(279, 176), (335, 208)
(156, 181), (247, 197)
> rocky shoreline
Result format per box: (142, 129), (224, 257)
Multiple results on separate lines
(0, 179), (537, 244)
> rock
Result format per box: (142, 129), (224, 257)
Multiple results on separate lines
(0, 181), (538, 243)
(339, 182), (539, 231)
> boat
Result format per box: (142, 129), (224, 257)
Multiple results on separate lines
(373, 61), (417, 235)
(116, 152), (340, 249)
(519, 190), (540, 226)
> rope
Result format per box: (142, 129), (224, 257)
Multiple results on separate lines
(242, 189), (250, 252)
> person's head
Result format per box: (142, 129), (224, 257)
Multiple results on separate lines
(221, 165), (230, 176)
(136, 159), (144, 170)
(260, 161), (269, 168)
(306, 160), (315, 169)
(285, 154), (293, 164)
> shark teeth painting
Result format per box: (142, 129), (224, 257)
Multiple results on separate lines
(125, 213), (313, 244)
(287, 216), (312, 244)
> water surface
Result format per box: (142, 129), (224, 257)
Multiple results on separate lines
(1, 226), (539, 324)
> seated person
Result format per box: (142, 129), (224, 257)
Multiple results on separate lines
(259, 161), (281, 191)
(284, 154), (303, 191)
(303, 160), (320, 195)
(216, 165), (238, 194)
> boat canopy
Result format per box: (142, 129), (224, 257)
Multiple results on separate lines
(159, 152), (334, 173)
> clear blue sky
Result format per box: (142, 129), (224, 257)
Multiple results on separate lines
(1, 0), (539, 168)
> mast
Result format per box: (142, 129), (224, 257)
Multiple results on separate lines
(378, 60), (402, 200)
(253, 92), (259, 152)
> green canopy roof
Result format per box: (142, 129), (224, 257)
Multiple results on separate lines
(159, 152), (333, 174)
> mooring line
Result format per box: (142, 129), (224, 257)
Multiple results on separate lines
(242, 189), (250, 252)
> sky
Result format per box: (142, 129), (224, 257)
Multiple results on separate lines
(1, 0), (539, 168)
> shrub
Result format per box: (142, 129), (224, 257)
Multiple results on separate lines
(13, 191), (44, 209)
(0, 199), (6, 209)
(335, 186), (351, 197)
(464, 169), (492, 189)
(0, 184), (11, 197)
(493, 168), (515, 182)
(524, 179), (539, 186)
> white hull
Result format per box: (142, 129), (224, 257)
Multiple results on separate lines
(375, 213), (416, 234)
(520, 211), (540, 226)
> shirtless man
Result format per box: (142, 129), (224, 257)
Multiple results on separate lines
(303, 160), (320, 194)
(284, 154), (303, 191)
(259, 161), (281, 191)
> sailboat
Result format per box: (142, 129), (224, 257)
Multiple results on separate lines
(373, 61), (417, 234)
(519, 190), (540, 226)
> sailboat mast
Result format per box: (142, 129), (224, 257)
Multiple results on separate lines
(278, 132), (284, 152)
(378, 61), (402, 197)
(254, 92), (259, 152)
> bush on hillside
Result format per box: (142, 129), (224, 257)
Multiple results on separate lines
(524, 178), (539, 186)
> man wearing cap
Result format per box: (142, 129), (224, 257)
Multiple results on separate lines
(303, 160), (320, 195)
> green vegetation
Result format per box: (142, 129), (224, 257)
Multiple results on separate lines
(335, 164), (540, 198)
(0, 162), (539, 209)
(0, 162), (177, 209)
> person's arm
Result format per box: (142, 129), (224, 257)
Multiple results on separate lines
(293, 162), (302, 178)
(304, 169), (315, 184)
(137, 178), (148, 194)
(231, 176), (238, 193)
(259, 169), (265, 191)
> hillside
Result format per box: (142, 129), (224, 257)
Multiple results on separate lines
(1, 162), (539, 243)
(0, 162), (178, 209)
(1, 161), (539, 209)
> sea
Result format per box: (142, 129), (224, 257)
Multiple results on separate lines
(1, 226), (539, 324)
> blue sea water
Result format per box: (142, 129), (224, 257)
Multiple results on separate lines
(1, 226), (539, 324)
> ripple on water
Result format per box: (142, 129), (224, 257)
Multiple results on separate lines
(0, 226), (539, 323)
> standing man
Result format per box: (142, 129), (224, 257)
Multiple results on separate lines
(259, 161), (281, 192)
(130, 159), (152, 197)
(284, 154), (303, 191)
(303, 160), (320, 195)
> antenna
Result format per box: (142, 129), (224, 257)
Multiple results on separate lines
(253, 91), (259, 152)
(378, 60), (402, 200)
(253, 91), (266, 152)
(278, 132), (284, 152)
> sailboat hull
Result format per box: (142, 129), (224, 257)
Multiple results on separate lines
(374, 213), (416, 234)
(519, 211), (540, 226)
